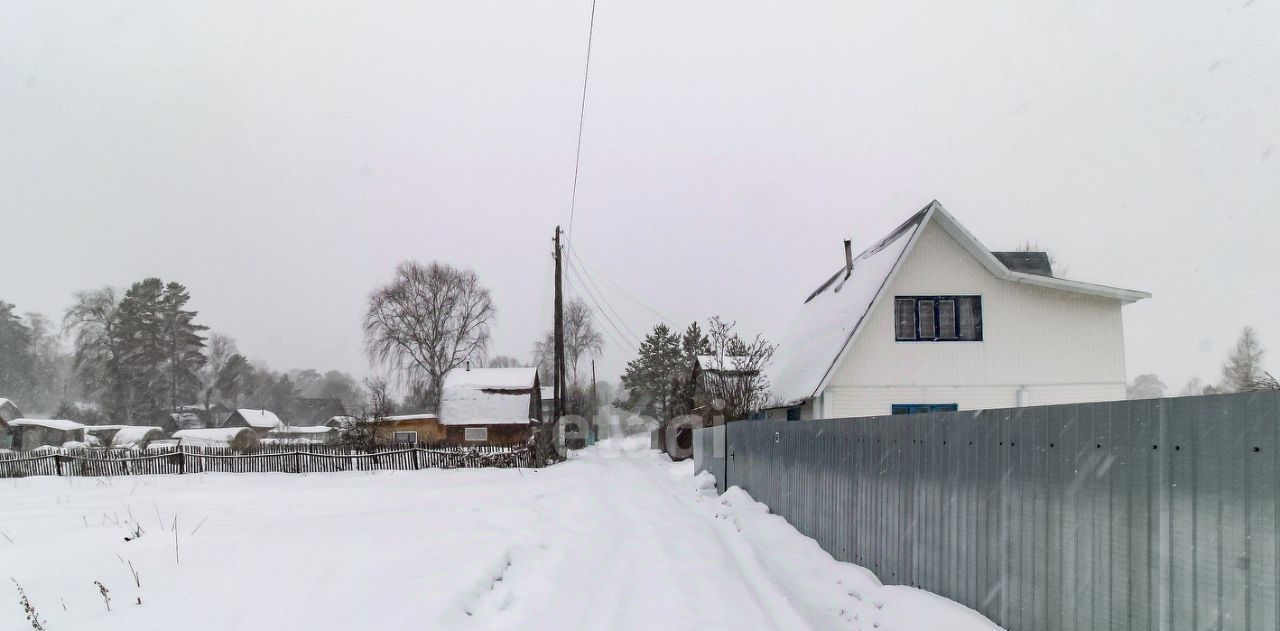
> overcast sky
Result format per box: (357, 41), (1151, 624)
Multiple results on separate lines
(2, 0), (1277, 392)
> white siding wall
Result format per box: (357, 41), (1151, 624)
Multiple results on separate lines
(819, 221), (1128, 419)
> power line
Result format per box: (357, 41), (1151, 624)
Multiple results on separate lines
(564, 260), (639, 350)
(566, 0), (599, 244)
(565, 253), (642, 345)
(567, 245), (679, 328)
(564, 266), (638, 356)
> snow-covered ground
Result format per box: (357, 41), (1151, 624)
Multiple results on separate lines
(1, 437), (999, 630)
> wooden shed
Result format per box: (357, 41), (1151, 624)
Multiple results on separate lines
(10, 418), (86, 451)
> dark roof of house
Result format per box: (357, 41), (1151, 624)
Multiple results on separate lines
(992, 251), (1054, 277)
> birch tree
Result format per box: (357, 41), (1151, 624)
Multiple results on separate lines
(364, 261), (495, 412)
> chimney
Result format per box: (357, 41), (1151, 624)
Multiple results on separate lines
(466, 361), (471, 372)
(843, 239), (853, 277)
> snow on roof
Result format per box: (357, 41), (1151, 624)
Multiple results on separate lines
(440, 367), (537, 426)
(112, 426), (164, 447)
(383, 413), (439, 422)
(696, 355), (755, 373)
(765, 208), (926, 408)
(83, 425), (131, 433)
(443, 367), (538, 391)
(173, 427), (254, 446)
(235, 409), (283, 429)
(268, 425), (334, 435)
(11, 418), (86, 432)
(541, 386), (554, 401)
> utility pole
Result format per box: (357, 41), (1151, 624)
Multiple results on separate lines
(553, 227), (565, 424)
(590, 359), (598, 444)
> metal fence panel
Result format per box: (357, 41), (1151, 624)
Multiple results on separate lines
(692, 392), (1280, 631)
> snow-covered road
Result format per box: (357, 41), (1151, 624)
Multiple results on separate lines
(2, 438), (997, 630)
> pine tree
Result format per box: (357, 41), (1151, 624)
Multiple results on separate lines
(114, 279), (169, 423)
(160, 282), (208, 411)
(617, 324), (683, 421)
(1222, 326), (1266, 392)
(0, 301), (35, 401)
(672, 322), (711, 416)
(216, 354), (252, 408)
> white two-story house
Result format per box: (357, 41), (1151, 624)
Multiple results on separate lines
(763, 201), (1149, 420)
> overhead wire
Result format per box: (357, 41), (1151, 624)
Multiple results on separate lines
(563, 263), (638, 356)
(565, 258), (639, 350)
(567, 245), (679, 328)
(565, 251), (643, 345)
(566, 0), (599, 244)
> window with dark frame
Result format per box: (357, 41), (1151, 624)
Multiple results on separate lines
(392, 431), (417, 444)
(894, 296), (982, 341)
(464, 427), (488, 442)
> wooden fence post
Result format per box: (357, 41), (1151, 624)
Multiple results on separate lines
(54, 454), (63, 476)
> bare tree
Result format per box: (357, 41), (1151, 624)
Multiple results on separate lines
(62, 287), (121, 415)
(532, 298), (602, 387)
(1222, 326), (1266, 392)
(337, 377), (396, 451)
(698, 317), (776, 422)
(487, 355), (523, 368)
(199, 333), (237, 409)
(364, 261), (495, 412)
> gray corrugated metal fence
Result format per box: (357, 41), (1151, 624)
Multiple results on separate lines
(693, 392), (1280, 631)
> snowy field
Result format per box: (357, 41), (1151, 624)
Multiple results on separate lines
(2, 437), (999, 630)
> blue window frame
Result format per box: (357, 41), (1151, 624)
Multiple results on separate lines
(891, 403), (959, 415)
(895, 296), (982, 342)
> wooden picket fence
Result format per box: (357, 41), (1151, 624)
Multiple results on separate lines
(0, 443), (536, 478)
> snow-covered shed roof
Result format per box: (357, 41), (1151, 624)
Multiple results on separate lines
(83, 425), (131, 433)
(173, 427), (256, 447)
(268, 425), (334, 435)
(11, 418), (86, 432)
(233, 409), (283, 429)
(112, 426), (165, 447)
(439, 367), (538, 426)
(765, 201), (1150, 408)
(326, 415), (357, 428)
(0, 398), (22, 425)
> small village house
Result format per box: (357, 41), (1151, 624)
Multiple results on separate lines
(9, 419), (86, 450)
(222, 409), (284, 436)
(439, 367), (542, 446)
(763, 201), (1149, 420)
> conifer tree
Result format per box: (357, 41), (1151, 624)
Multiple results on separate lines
(617, 324), (683, 422)
(160, 281), (208, 411)
(1222, 326), (1265, 392)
